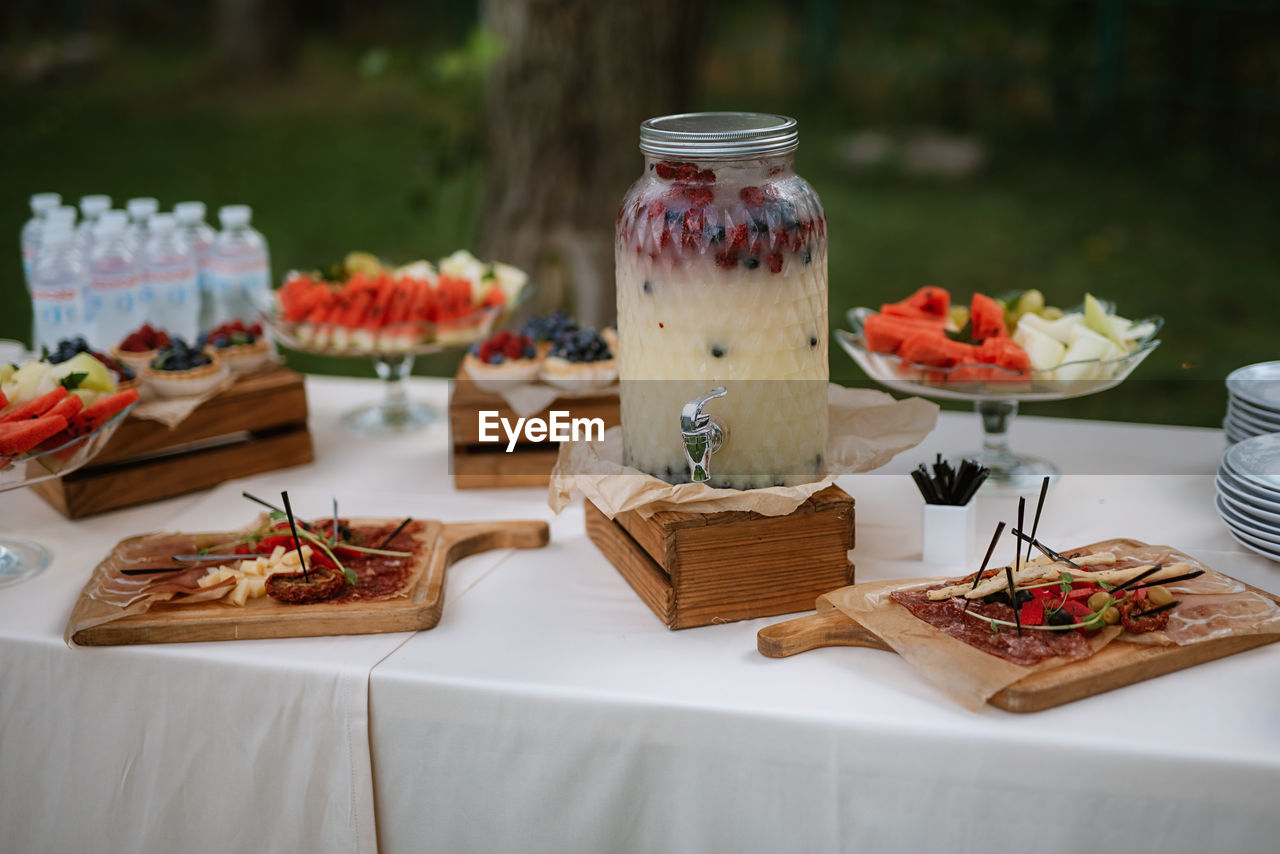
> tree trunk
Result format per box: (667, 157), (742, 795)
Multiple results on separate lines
(210, 0), (298, 77)
(480, 0), (710, 327)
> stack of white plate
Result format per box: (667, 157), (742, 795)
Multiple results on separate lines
(1224, 361), (1280, 443)
(1215, 434), (1280, 561)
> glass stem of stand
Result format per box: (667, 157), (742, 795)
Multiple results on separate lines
(977, 399), (1021, 473)
(375, 354), (415, 421)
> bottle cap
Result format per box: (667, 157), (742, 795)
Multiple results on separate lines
(127, 197), (159, 221)
(95, 211), (129, 237)
(45, 207), (78, 231)
(148, 213), (177, 233)
(79, 195), (112, 218)
(219, 204), (251, 228)
(174, 201), (207, 223)
(31, 193), (62, 215)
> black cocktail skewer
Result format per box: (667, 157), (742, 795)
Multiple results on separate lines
(280, 490), (309, 581)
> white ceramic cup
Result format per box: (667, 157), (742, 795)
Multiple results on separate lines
(922, 503), (976, 565)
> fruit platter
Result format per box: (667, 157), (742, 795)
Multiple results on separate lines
(838, 286), (1163, 487)
(264, 250), (528, 357)
(259, 250), (531, 435)
(1, 350), (141, 587)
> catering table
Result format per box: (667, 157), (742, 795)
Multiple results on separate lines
(2, 376), (1278, 854)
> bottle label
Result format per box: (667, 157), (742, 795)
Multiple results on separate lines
(92, 270), (141, 291)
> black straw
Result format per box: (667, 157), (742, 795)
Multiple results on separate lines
(1026, 477), (1050, 565)
(243, 491), (318, 532)
(964, 521), (1006, 612)
(1108, 564), (1164, 595)
(1129, 570), (1204, 591)
(280, 490), (309, 581)
(911, 457), (990, 506)
(377, 517), (413, 550)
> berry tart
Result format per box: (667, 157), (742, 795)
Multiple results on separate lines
(141, 338), (227, 398)
(112, 323), (171, 374)
(539, 328), (617, 390)
(463, 329), (540, 392)
(199, 319), (273, 376)
(521, 311), (579, 357)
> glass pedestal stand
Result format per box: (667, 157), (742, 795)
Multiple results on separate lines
(975, 400), (1060, 490)
(339, 353), (437, 436)
(0, 539), (52, 590)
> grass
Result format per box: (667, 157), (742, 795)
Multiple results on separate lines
(3, 40), (1275, 426)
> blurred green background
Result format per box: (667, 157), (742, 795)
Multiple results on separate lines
(2, 0), (1277, 427)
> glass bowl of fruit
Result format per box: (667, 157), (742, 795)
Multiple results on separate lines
(257, 250), (530, 435)
(838, 287), (1162, 489)
(1, 357), (141, 588)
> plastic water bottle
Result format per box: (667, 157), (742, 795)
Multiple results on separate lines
(174, 201), (218, 331)
(87, 211), (143, 350)
(125, 197), (159, 252)
(142, 213), (200, 341)
(20, 192), (61, 281)
(211, 205), (271, 324)
(76, 195), (112, 251)
(30, 221), (88, 351)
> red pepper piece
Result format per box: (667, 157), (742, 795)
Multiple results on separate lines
(1019, 599), (1045, 626)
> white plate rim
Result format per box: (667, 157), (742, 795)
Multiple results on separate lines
(1214, 493), (1280, 546)
(1216, 481), (1280, 526)
(1226, 361), (1280, 410)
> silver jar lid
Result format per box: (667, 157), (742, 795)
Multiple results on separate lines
(639, 112), (798, 159)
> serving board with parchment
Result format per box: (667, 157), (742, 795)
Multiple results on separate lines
(68, 518), (549, 645)
(758, 539), (1280, 712)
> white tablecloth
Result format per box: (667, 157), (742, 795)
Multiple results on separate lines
(0, 378), (520, 854)
(3, 377), (1279, 853)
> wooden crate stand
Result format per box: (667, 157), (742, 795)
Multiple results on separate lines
(32, 368), (314, 518)
(449, 366), (620, 489)
(585, 485), (855, 629)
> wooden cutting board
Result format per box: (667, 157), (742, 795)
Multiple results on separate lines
(757, 539), (1280, 712)
(69, 518), (549, 645)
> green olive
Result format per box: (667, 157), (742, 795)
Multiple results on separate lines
(1087, 591), (1111, 611)
(1147, 585), (1173, 607)
(1102, 606), (1120, 625)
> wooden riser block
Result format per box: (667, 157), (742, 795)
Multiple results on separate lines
(92, 368), (308, 466)
(32, 427), (314, 519)
(585, 485), (855, 629)
(449, 366), (620, 489)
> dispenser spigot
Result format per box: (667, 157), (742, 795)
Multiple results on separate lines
(680, 386), (728, 483)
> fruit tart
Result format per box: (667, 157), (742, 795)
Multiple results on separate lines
(463, 329), (541, 391)
(112, 323), (172, 373)
(141, 338), (227, 398)
(199, 319), (272, 376)
(539, 328), (617, 390)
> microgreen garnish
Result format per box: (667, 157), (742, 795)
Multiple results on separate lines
(989, 619), (1001, 634)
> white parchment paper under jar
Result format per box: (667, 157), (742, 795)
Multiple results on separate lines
(549, 384), (938, 518)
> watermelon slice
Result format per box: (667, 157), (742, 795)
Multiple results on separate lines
(45, 395), (85, 422)
(970, 292), (1008, 341)
(0, 388), (7, 411)
(903, 286), (950, 317)
(66, 388), (140, 438)
(0, 386), (69, 424)
(898, 330), (977, 368)
(864, 313), (946, 355)
(0, 414), (69, 457)
(978, 336), (1031, 374)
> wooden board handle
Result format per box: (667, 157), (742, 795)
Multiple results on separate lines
(757, 609), (891, 658)
(436, 519), (551, 563)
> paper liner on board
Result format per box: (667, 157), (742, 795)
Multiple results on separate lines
(549, 385), (938, 518)
(822, 578), (1123, 712)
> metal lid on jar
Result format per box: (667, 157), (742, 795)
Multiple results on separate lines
(639, 112), (798, 159)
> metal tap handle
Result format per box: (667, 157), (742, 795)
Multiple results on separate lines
(680, 386), (728, 483)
